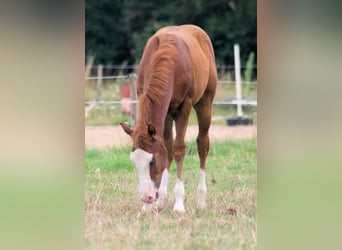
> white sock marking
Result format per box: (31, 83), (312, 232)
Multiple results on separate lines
(197, 169), (207, 209)
(157, 169), (169, 209)
(173, 178), (185, 212)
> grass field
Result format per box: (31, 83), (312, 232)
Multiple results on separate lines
(85, 138), (257, 250)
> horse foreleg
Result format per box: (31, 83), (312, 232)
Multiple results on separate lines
(156, 115), (174, 210)
(156, 168), (169, 211)
(172, 98), (192, 212)
(173, 147), (186, 212)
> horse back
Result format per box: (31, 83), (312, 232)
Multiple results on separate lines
(138, 25), (217, 105)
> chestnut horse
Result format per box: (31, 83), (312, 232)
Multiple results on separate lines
(120, 25), (217, 212)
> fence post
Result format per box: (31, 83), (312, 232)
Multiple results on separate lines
(129, 73), (137, 126)
(96, 64), (103, 101)
(85, 56), (94, 79)
(234, 44), (243, 117)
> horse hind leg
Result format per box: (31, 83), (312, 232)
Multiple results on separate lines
(194, 95), (214, 209)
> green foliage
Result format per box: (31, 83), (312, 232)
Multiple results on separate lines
(86, 0), (256, 65)
(244, 52), (255, 83)
(244, 51), (256, 95)
(85, 146), (132, 172)
(85, 0), (131, 64)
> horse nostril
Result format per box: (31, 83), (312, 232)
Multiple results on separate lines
(146, 196), (154, 203)
(142, 195), (154, 203)
(155, 192), (159, 200)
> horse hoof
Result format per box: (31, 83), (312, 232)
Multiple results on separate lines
(173, 203), (186, 213)
(173, 208), (186, 213)
(142, 203), (153, 213)
(157, 191), (167, 208)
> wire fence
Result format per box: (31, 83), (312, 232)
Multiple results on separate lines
(86, 64), (257, 81)
(84, 69), (257, 107)
(85, 57), (257, 127)
(85, 65), (257, 125)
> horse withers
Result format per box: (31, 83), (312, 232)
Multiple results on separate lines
(120, 25), (217, 212)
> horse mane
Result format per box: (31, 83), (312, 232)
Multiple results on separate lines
(135, 34), (179, 143)
(145, 34), (178, 104)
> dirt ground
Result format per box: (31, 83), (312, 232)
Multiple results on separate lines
(85, 125), (257, 149)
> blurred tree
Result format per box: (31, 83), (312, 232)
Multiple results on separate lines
(85, 0), (256, 66)
(85, 0), (131, 65)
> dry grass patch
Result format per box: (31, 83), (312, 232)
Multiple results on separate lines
(85, 139), (256, 250)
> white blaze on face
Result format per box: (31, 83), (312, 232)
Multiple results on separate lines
(130, 148), (156, 203)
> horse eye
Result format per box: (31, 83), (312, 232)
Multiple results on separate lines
(150, 156), (156, 166)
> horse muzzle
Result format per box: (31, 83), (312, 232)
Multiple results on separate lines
(141, 191), (159, 204)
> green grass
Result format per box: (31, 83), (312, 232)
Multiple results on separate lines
(85, 138), (257, 250)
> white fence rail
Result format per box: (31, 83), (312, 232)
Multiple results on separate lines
(86, 75), (129, 80)
(85, 75), (257, 106)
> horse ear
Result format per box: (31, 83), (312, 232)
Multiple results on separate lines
(147, 124), (156, 137)
(120, 122), (133, 136)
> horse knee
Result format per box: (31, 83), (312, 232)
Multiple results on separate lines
(173, 144), (186, 161)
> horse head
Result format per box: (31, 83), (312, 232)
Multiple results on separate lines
(120, 122), (168, 204)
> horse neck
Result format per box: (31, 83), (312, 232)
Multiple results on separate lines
(137, 43), (176, 136)
(137, 89), (172, 137)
